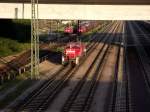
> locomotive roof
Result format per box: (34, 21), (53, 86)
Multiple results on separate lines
(66, 42), (83, 48)
(1, 0), (149, 5)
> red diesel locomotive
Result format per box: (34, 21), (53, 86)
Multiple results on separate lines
(62, 42), (86, 65)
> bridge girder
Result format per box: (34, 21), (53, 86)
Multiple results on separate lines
(0, 3), (150, 20)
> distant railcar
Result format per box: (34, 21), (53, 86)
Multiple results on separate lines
(64, 21), (100, 34)
(64, 26), (74, 34)
(78, 21), (99, 33)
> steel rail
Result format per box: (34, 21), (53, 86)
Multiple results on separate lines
(13, 22), (114, 112)
(61, 22), (120, 112)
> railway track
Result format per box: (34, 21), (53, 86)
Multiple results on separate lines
(122, 21), (131, 112)
(61, 22), (120, 112)
(107, 21), (129, 112)
(0, 34), (76, 80)
(128, 21), (150, 92)
(125, 21), (150, 112)
(108, 23), (122, 112)
(0, 22), (112, 83)
(133, 21), (150, 58)
(12, 22), (115, 112)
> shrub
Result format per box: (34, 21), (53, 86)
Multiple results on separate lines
(0, 37), (30, 57)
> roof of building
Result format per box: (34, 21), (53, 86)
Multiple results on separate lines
(0, 0), (150, 5)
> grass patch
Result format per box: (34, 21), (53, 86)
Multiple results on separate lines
(0, 19), (31, 57)
(50, 46), (64, 53)
(0, 37), (30, 57)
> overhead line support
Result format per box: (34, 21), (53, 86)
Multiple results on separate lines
(31, 0), (39, 79)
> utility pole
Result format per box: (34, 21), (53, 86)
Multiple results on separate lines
(22, 2), (24, 19)
(77, 20), (80, 41)
(57, 20), (60, 42)
(31, 0), (39, 79)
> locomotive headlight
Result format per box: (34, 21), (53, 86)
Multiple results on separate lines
(62, 56), (64, 61)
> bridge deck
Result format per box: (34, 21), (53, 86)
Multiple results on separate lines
(0, 2), (150, 19)
(0, 0), (150, 5)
